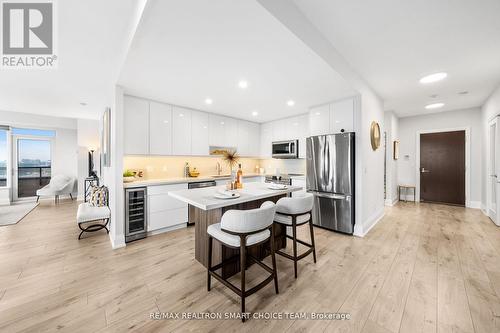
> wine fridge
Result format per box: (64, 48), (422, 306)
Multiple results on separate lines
(125, 187), (147, 242)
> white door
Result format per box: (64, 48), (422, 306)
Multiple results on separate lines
(13, 136), (53, 201)
(487, 117), (500, 226)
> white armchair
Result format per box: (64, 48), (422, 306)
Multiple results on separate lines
(36, 175), (76, 204)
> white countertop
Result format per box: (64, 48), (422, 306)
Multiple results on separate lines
(123, 173), (264, 188)
(168, 182), (302, 210)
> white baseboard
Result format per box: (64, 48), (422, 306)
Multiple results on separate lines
(109, 234), (126, 249)
(354, 207), (385, 237)
(385, 197), (398, 206)
(481, 203), (488, 216)
(466, 201), (481, 209)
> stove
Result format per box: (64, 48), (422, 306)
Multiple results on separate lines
(264, 175), (292, 185)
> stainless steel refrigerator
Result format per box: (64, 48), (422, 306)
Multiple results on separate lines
(306, 133), (355, 234)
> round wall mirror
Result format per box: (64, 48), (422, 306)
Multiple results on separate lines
(370, 121), (381, 151)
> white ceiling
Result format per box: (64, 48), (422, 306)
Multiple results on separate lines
(118, 0), (355, 123)
(0, 0), (140, 119)
(293, 0), (500, 117)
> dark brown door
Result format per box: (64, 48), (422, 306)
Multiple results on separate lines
(420, 131), (465, 206)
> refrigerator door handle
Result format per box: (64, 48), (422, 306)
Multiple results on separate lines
(307, 190), (346, 200)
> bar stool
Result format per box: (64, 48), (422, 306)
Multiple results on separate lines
(274, 193), (316, 278)
(206, 201), (278, 322)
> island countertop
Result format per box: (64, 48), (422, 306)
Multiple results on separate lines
(168, 182), (302, 210)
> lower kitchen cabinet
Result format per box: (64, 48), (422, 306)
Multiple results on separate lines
(147, 183), (188, 232)
(291, 177), (306, 197)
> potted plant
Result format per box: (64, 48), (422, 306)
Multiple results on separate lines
(222, 149), (240, 181)
(123, 170), (136, 183)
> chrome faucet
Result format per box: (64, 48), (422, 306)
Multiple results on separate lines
(216, 162), (222, 175)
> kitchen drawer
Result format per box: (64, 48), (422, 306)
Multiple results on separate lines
(148, 183), (187, 195)
(292, 179), (307, 197)
(149, 193), (187, 213)
(149, 208), (187, 231)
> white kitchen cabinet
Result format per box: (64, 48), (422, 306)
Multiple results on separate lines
(209, 114), (226, 147)
(297, 114), (309, 158)
(149, 101), (172, 155)
(248, 122), (260, 157)
(147, 183), (188, 232)
(124, 96), (149, 155)
(223, 117), (238, 148)
(191, 110), (209, 155)
(237, 120), (250, 156)
(272, 121), (286, 142)
(331, 98), (354, 133)
(172, 106), (192, 155)
(260, 122), (273, 158)
(309, 104), (331, 136)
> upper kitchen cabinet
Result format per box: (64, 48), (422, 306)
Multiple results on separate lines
(296, 114), (309, 158)
(331, 98), (354, 133)
(124, 96), (149, 155)
(260, 122), (273, 158)
(309, 104), (330, 136)
(237, 120), (260, 157)
(149, 101), (172, 155)
(191, 110), (209, 156)
(237, 120), (250, 156)
(272, 121), (286, 142)
(223, 117), (238, 147)
(309, 97), (355, 136)
(208, 114), (226, 146)
(172, 106), (192, 155)
(248, 122), (260, 157)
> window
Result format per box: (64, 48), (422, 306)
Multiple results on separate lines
(11, 128), (55, 137)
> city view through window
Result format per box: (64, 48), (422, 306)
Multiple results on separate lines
(0, 130), (6, 187)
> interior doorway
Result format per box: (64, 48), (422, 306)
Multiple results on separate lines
(487, 117), (500, 225)
(418, 130), (466, 206)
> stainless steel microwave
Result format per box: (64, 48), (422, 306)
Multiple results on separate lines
(272, 140), (299, 159)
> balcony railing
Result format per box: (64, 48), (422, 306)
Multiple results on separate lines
(0, 166), (51, 197)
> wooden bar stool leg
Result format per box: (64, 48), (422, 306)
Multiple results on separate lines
(309, 218), (317, 263)
(270, 224), (279, 294)
(292, 218), (298, 279)
(240, 237), (246, 322)
(207, 236), (213, 291)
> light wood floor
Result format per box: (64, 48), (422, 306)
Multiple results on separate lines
(1, 200), (499, 332)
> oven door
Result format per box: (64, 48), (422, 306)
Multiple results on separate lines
(272, 140), (298, 158)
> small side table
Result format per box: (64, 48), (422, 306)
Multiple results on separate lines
(398, 185), (416, 202)
(84, 177), (100, 202)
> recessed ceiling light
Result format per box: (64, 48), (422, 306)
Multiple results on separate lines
(80, 102), (87, 106)
(238, 80), (248, 89)
(205, 98), (213, 105)
(179, 113), (184, 117)
(251, 111), (259, 116)
(163, 120), (169, 124)
(425, 102), (445, 110)
(419, 72), (447, 84)
(287, 100), (295, 106)
(315, 112), (321, 116)
(220, 121), (225, 125)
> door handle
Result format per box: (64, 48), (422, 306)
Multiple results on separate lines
(491, 174), (498, 178)
(307, 190), (346, 200)
(421, 167), (430, 173)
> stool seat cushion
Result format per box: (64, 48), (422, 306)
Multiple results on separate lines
(275, 193), (313, 215)
(207, 223), (270, 247)
(274, 212), (311, 225)
(77, 203), (110, 223)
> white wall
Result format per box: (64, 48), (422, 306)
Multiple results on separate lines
(77, 119), (100, 200)
(397, 108), (482, 206)
(101, 86), (126, 249)
(481, 84), (500, 211)
(384, 111), (399, 205)
(356, 91), (386, 237)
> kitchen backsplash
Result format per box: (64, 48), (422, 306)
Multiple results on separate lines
(123, 156), (306, 179)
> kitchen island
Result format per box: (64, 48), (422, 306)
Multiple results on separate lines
(169, 182), (302, 278)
